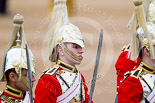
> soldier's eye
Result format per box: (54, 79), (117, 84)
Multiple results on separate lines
(73, 45), (78, 48)
(23, 72), (28, 77)
(24, 73), (27, 77)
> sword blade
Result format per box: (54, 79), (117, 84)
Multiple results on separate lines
(88, 29), (103, 103)
(25, 44), (33, 103)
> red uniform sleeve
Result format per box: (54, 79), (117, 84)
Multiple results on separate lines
(115, 50), (140, 91)
(0, 93), (2, 103)
(115, 51), (140, 73)
(34, 74), (62, 103)
(117, 76), (143, 103)
(81, 74), (94, 103)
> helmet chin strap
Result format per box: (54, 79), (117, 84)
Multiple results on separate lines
(59, 43), (83, 62)
(21, 74), (29, 89)
(15, 67), (29, 89)
(16, 69), (29, 89)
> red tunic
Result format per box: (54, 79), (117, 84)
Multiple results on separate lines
(115, 45), (140, 91)
(117, 62), (151, 103)
(117, 74), (143, 103)
(118, 61), (155, 103)
(35, 66), (93, 103)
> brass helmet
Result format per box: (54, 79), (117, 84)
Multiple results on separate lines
(47, 0), (84, 62)
(0, 14), (36, 82)
(128, 0), (155, 61)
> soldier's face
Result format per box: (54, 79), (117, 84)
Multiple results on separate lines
(15, 69), (36, 92)
(146, 45), (155, 65)
(61, 43), (84, 66)
(153, 45), (155, 60)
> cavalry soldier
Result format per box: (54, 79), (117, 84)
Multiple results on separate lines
(117, 0), (155, 102)
(34, 0), (93, 103)
(115, 0), (150, 92)
(0, 14), (36, 103)
(115, 0), (149, 98)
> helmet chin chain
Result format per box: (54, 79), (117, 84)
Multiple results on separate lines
(59, 43), (83, 62)
(14, 70), (29, 89)
(15, 66), (29, 89)
(21, 74), (29, 89)
(16, 69), (29, 89)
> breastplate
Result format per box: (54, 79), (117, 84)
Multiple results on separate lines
(56, 70), (85, 103)
(139, 72), (155, 103)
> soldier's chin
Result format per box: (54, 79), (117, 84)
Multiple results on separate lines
(16, 82), (29, 92)
(21, 85), (29, 92)
(75, 60), (81, 65)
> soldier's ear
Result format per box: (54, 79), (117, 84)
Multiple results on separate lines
(9, 72), (18, 82)
(57, 46), (64, 56)
(143, 47), (150, 57)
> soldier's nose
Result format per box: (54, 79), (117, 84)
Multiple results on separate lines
(79, 48), (84, 54)
(32, 75), (36, 82)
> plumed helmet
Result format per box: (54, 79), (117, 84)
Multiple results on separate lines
(128, 0), (155, 61)
(0, 14), (36, 81)
(47, 0), (84, 62)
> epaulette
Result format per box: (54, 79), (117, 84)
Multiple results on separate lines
(130, 68), (142, 79)
(0, 95), (16, 103)
(40, 64), (59, 78)
(120, 71), (132, 84)
(0, 90), (3, 96)
(41, 68), (50, 76)
(0, 91), (14, 103)
(121, 44), (130, 52)
(120, 66), (138, 84)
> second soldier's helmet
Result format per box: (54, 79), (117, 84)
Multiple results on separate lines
(128, 0), (155, 61)
(0, 14), (36, 83)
